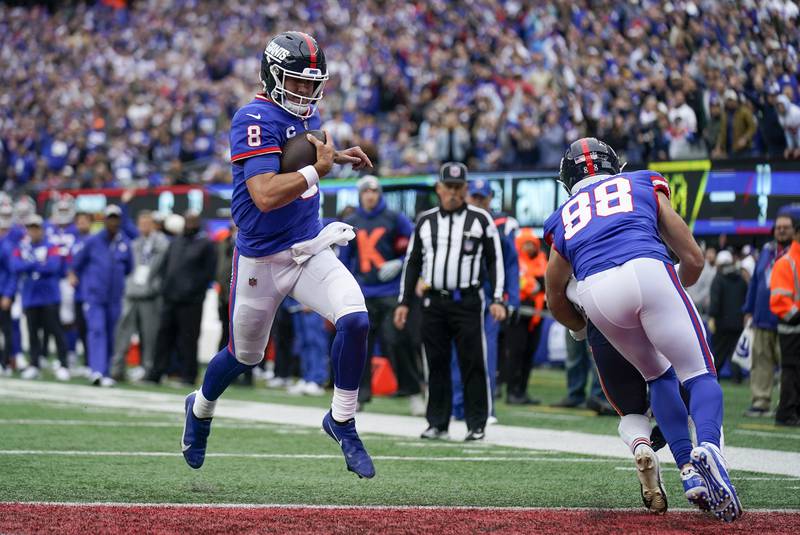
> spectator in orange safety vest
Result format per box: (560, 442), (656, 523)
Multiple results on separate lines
(768, 218), (800, 427)
(503, 227), (546, 405)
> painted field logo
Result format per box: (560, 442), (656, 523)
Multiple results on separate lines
(249, 277), (257, 287)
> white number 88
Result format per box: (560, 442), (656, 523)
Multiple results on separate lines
(562, 177), (633, 240)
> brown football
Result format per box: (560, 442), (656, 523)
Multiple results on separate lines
(279, 130), (326, 173)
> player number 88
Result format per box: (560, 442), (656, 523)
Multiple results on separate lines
(562, 177), (633, 239)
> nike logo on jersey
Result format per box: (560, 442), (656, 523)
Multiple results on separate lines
(182, 442), (191, 452)
(246, 113), (262, 120)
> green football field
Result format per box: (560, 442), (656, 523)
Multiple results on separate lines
(1, 367), (798, 511)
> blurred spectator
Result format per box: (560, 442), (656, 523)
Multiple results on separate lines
(747, 82), (787, 158)
(777, 95), (800, 159)
(0, 0), (797, 190)
(215, 220), (236, 352)
(110, 209), (170, 382)
(12, 214), (69, 380)
(340, 176), (421, 412)
(552, 332), (614, 415)
(148, 211), (216, 386)
(768, 219), (800, 427)
(538, 112), (567, 168)
(70, 211), (93, 370)
(717, 90), (757, 158)
(687, 247), (717, 317)
(667, 90), (699, 160)
(70, 205), (133, 386)
(708, 250), (748, 382)
(504, 228), (543, 405)
(0, 215), (13, 375)
(286, 304), (329, 396)
(743, 215), (792, 417)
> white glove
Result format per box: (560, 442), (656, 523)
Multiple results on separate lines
(565, 276), (585, 314)
(378, 258), (403, 282)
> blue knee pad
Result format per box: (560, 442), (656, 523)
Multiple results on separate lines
(332, 311), (369, 390)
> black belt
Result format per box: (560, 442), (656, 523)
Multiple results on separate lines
(425, 288), (480, 301)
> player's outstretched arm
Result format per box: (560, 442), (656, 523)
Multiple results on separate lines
(545, 247), (586, 332)
(655, 191), (704, 287)
(246, 132), (335, 212)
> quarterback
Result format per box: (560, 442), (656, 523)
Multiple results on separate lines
(181, 32), (375, 479)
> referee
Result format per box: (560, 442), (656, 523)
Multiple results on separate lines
(394, 162), (506, 441)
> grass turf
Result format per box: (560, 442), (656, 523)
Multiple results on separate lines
(0, 399), (798, 509)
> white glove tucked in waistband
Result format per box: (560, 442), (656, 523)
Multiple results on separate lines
(291, 222), (355, 265)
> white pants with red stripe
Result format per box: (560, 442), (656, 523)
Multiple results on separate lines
(576, 257), (715, 383)
(228, 247), (367, 365)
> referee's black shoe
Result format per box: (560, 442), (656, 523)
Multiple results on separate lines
(464, 428), (485, 441)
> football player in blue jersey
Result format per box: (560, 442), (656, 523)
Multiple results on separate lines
(181, 31), (376, 479)
(543, 138), (741, 521)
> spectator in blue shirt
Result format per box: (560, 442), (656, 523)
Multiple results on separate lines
(0, 214), (16, 376)
(11, 215), (69, 380)
(742, 215), (793, 416)
(71, 205), (133, 386)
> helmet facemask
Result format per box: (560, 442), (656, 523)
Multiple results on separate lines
(265, 64), (328, 119)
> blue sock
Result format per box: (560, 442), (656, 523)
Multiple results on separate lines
(648, 367), (693, 467)
(331, 311), (369, 390)
(200, 347), (255, 401)
(683, 373), (723, 447)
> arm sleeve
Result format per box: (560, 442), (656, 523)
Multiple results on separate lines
(120, 204), (139, 240)
(482, 215), (505, 302)
(10, 248), (33, 274)
(243, 153), (281, 179)
(230, 113), (282, 165)
(398, 221), (424, 305)
(70, 240), (89, 274)
(649, 172), (671, 198)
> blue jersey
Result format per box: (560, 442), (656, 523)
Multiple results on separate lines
(229, 94), (323, 257)
(46, 222), (79, 276)
(543, 170), (673, 280)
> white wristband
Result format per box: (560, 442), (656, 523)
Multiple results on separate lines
(298, 165), (319, 188)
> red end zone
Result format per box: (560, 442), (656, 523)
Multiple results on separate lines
(0, 504), (798, 534)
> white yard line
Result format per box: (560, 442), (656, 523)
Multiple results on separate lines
(2, 378), (799, 477)
(0, 449), (624, 463)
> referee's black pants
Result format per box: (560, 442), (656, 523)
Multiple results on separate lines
(422, 290), (488, 432)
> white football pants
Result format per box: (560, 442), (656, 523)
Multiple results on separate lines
(576, 257), (715, 383)
(227, 247), (366, 365)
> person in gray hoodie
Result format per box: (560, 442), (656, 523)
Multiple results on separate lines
(110, 210), (170, 381)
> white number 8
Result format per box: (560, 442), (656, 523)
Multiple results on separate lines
(247, 125), (261, 147)
(562, 177), (633, 240)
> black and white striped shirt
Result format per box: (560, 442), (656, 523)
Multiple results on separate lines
(398, 203), (505, 304)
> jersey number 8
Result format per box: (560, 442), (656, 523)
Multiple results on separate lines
(247, 125), (262, 147)
(562, 177), (634, 240)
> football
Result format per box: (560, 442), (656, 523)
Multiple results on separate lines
(279, 129), (326, 173)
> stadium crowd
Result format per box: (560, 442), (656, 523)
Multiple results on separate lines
(1, 0), (799, 196)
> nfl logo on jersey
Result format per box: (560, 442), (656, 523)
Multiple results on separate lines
(249, 277), (257, 287)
